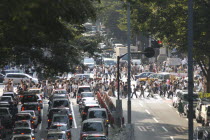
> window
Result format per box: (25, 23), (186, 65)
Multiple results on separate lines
(53, 116), (68, 123)
(53, 100), (69, 108)
(83, 122), (103, 132)
(89, 111), (107, 119)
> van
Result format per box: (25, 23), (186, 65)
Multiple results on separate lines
(3, 73), (38, 84)
(87, 108), (109, 125)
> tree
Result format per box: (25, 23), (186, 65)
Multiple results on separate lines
(125, 0), (210, 92)
(0, 0), (100, 75)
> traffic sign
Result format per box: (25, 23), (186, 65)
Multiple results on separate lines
(144, 47), (155, 58)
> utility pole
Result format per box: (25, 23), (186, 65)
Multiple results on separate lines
(127, 1), (131, 125)
(187, 0), (194, 140)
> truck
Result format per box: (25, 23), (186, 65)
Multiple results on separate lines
(195, 99), (210, 126)
(114, 46), (138, 60)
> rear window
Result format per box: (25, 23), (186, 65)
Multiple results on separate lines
(53, 116), (68, 123)
(1, 97), (12, 101)
(54, 90), (67, 94)
(84, 106), (99, 113)
(13, 129), (31, 134)
(16, 115), (31, 121)
(82, 93), (94, 98)
(28, 90), (41, 94)
(22, 95), (38, 102)
(78, 88), (91, 94)
(84, 137), (107, 140)
(89, 111), (107, 119)
(13, 137), (31, 140)
(22, 105), (38, 110)
(49, 125), (68, 131)
(53, 100), (69, 108)
(15, 122), (30, 128)
(47, 134), (65, 139)
(83, 122), (103, 132)
(2, 94), (14, 98)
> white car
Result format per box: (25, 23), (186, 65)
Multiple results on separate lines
(3, 73), (38, 84)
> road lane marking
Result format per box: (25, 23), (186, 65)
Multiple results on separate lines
(170, 136), (174, 140)
(139, 103), (143, 107)
(153, 117), (159, 123)
(70, 102), (77, 129)
(162, 126), (168, 132)
(168, 104), (172, 107)
(176, 111), (179, 114)
(186, 118), (188, 121)
(145, 110), (151, 114)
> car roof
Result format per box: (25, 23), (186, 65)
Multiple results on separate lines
(3, 92), (15, 94)
(14, 127), (31, 129)
(1, 96), (12, 98)
(16, 112), (32, 116)
(53, 98), (69, 101)
(53, 114), (68, 117)
(88, 108), (106, 111)
(21, 110), (35, 113)
(0, 107), (9, 109)
(51, 122), (68, 126)
(23, 102), (39, 105)
(15, 120), (31, 123)
(81, 92), (94, 94)
(78, 86), (91, 88)
(85, 104), (99, 106)
(12, 134), (32, 137)
(83, 118), (104, 123)
(48, 130), (66, 134)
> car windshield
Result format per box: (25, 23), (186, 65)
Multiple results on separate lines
(0, 109), (8, 115)
(53, 116), (68, 123)
(84, 58), (94, 63)
(22, 111), (35, 116)
(14, 129), (31, 134)
(22, 95), (38, 102)
(83, 122), (103, 132)
(53, 100), (69, 108)
(89, 111), (107, 119)
(15, 122), (29, 127)
(82, 93), (94, 97)
(1, 97), (12, 101)
(47, 134), (64, 139)
(50, 125), (68, 131)
(16, 115), (30, 121)
(14, 137), (31, 140)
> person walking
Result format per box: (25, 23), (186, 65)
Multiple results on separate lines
(131, 84), (138, 98)
(178, 100), (184, 116)
(147, 83), (154, 98)
(139, 84), (145, 98)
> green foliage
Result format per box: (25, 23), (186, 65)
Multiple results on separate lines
(0, 0), (100, 75)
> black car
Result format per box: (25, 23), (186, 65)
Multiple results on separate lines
(0, 120), (6, 139)
(48, 107), (73, 128)
(0, 107), (13, 128)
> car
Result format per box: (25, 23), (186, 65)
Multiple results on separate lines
(202, 128), (210, 139)
(81, 103), (100, 121)
(47, 130), (70, 140)
(79, 98), (98, 112)
(3, 73), (38, 84)
(135, 72), (154, 81)
(2, 92), (18, 103)
(11, 134), (33, 140)
(82, 134), (108, 140)
(14, 113), (35, 128)
(193, 126), (210, 140)
(14, 120), (31, 129)
(137, 72), (156, 84)
(12, 127), (35, 139)
(21, 102), (42, 123)
(87, 108), (109, 125)
(49, 98), (70, 110)
(47, 107), (73, 128)
(0, 107), (13, 128)
(0, 96), (16, 105)
(28, 88), (43, 99)
(74, 74), (93, 81)
(0, 73), (5, 83)
(49, 89), (69, 101)
(0, 101), (15, 113)
(48, 123), (71, 139)
(21, 110), (39, 127)
(77, 86), (91, 104)
(80, 118), (108, 140)
(0, 120), (6, 139)
(21, 94), (43, 109)
(51, 114), (71, 129)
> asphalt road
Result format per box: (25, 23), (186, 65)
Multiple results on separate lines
(111, 91), (201, 140)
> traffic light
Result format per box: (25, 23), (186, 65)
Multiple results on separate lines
(151, 40), (163, 48)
